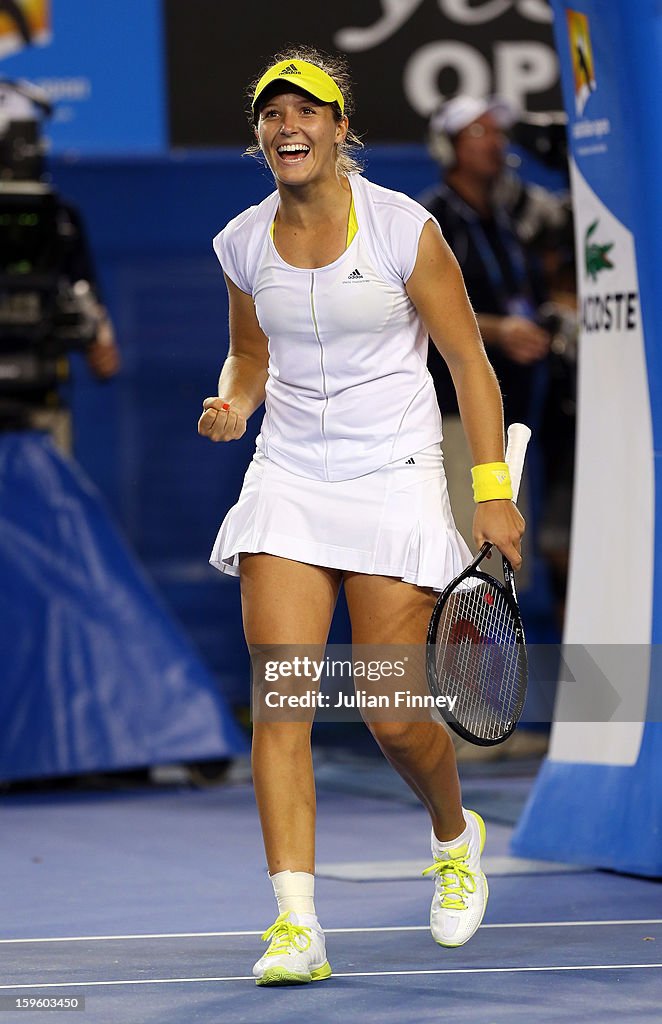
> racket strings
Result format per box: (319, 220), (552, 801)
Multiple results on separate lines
(431, 575), (525, 742)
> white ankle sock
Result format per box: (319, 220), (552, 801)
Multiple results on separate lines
(432, 814), (470, 855)
(270, 870), (316, 916)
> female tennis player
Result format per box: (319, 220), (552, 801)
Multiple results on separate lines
(198, 48), (524, 985)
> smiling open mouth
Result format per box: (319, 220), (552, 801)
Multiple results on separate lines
(276, 144), (311, 162)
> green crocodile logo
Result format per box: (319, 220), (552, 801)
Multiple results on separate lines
(585, 220), (614, 281)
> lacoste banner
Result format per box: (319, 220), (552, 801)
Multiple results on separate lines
(513, 2), (662, 876)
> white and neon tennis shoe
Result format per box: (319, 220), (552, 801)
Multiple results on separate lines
(423, 809), (488, 947)
(253, 911), (332, 986)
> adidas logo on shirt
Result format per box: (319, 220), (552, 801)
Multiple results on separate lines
(280, 63), (301, 75)
(405, 457), (416, 465)
(343, 268), (365, 283)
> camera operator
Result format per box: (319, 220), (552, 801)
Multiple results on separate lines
(420, 98), (552, 424)
(0, 79), (120, 452)
(418, 96), (576, 548)
(55, 198), (120, 381)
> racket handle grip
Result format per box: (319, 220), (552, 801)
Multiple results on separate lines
(506, 423), (532, 502)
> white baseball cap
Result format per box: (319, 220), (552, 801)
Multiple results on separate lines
(429, 96), (518, 138)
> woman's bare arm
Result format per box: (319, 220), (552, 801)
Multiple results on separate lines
(406, 220), (524, 566)
(198, 273), (269, 442)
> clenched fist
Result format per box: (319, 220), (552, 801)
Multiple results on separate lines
(198, 398), (247, 442)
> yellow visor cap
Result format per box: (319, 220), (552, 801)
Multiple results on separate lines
(252, 59), (344, 116)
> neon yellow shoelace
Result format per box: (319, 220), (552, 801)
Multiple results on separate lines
(422, 853), (477, 910)
(261, 912), (312, 957)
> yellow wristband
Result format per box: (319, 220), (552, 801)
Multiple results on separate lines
(471, 462), (513, 503)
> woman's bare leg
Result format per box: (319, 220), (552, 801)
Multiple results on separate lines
(343, 572), (465, 841)
(240, 554), (342, 873)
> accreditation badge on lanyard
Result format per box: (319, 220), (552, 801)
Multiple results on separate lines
(467, 210), (536, 320)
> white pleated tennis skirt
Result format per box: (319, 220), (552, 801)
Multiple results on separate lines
(209, 443), (472, 591)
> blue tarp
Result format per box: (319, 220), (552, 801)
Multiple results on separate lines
(0, 432), (248, 780)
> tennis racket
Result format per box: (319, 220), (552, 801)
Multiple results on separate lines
(426, 423), (531, 745)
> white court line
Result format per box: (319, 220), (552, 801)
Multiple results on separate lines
(0, 919), (660, 944)
(0, 964), (661, 990)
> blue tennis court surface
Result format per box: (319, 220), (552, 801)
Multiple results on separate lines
(2, 752), (661, 1023)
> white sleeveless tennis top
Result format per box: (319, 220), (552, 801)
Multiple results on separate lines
(213, 173), (443, 482)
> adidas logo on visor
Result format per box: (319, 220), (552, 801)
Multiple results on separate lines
(280, 63), (301, 75)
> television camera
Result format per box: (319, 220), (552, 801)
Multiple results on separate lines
(0, 79), (102, 430)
